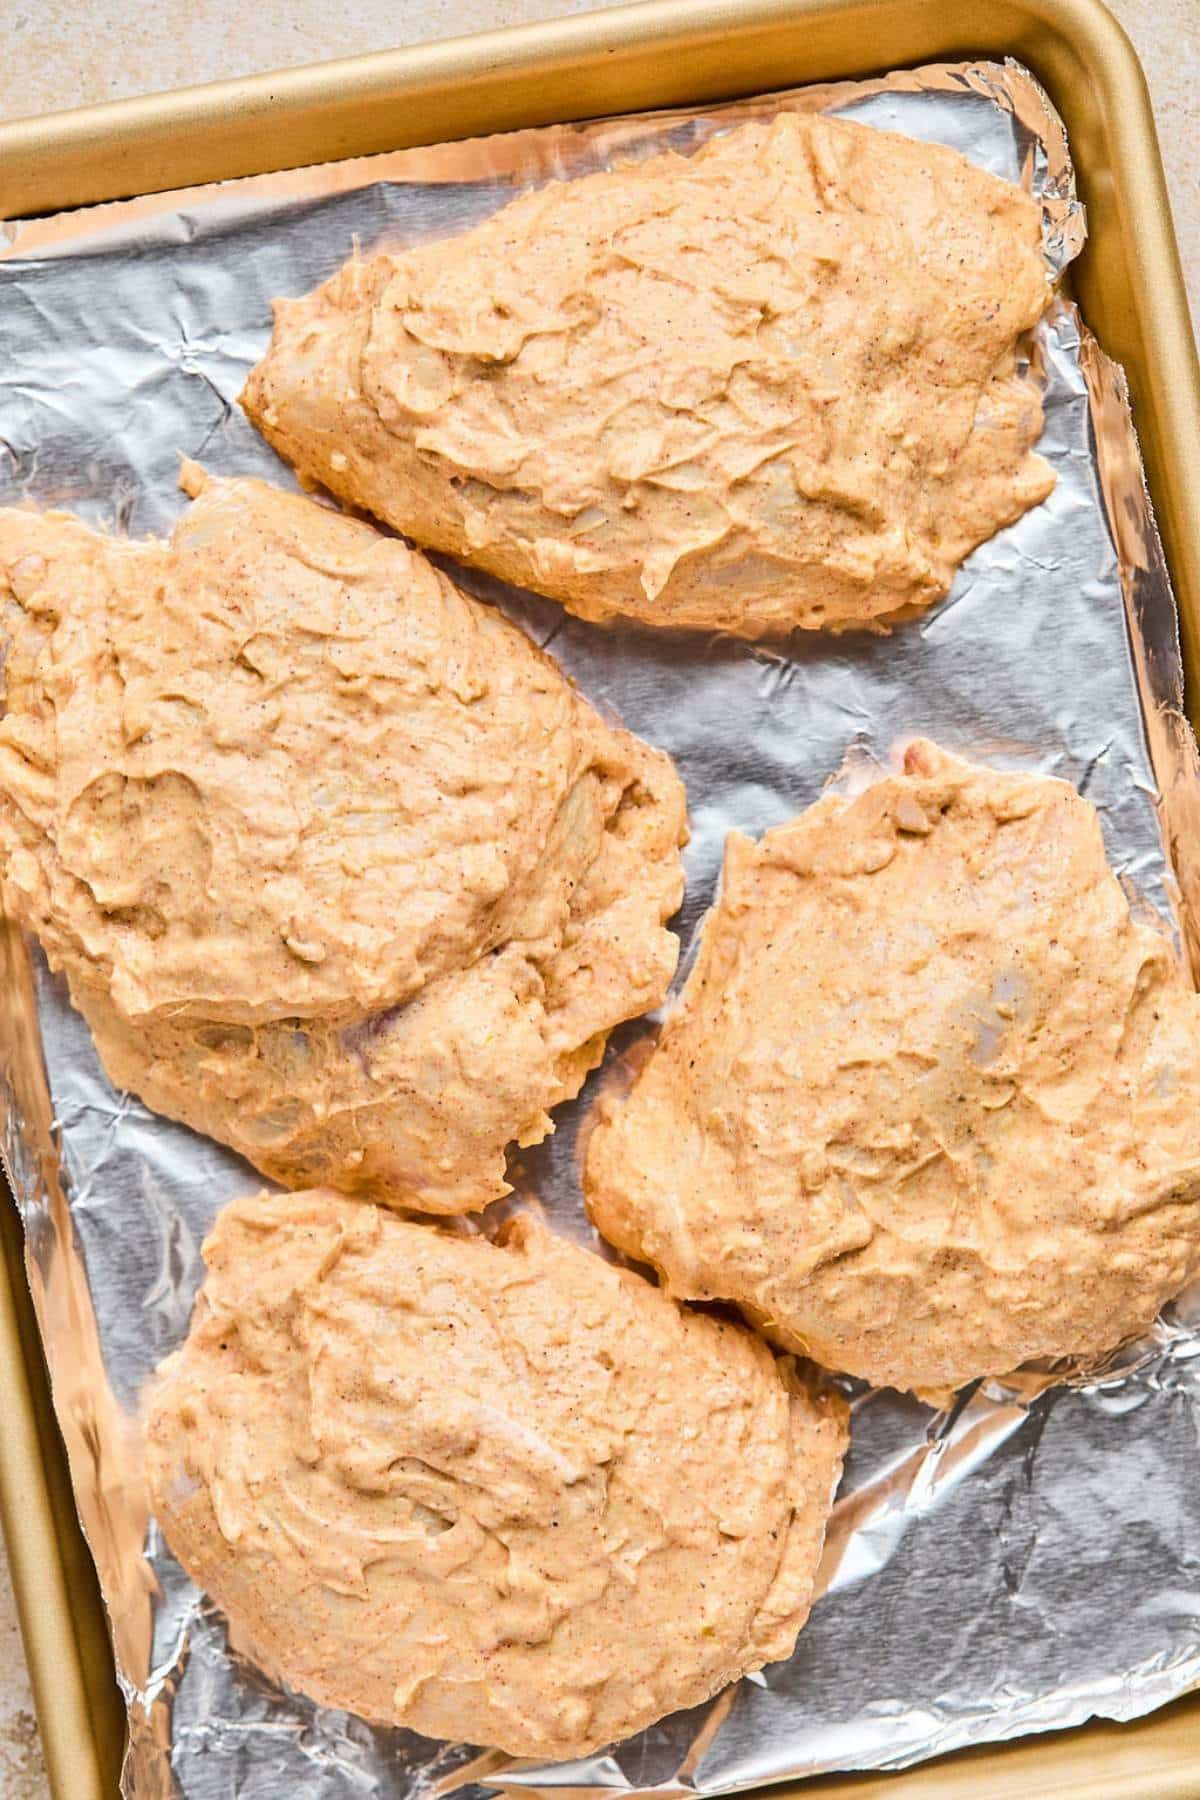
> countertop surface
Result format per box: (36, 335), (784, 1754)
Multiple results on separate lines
(0, 1), (1196, 1793)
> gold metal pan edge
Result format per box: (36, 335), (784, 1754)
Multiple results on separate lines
(0, 0), (1171, 211)
(0, 1167), (120, 1800)
(1, 1), (1199, 1795)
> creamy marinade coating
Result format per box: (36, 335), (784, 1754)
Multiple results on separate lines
(243, 110), (1054, 637)
(144, 1190), (848, 1758)
(585, 741), (1200, 1393)
(0, 468), (686, 1207)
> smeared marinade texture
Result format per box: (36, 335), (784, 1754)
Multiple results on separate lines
(586, 741), (1200, 1392)
(0, 468), (685, 1207)
(243, 111), (1054, 637)
(144, 1190), (847, 1757)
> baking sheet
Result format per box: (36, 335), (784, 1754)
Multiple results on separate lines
(2, 57), (1199, 1800)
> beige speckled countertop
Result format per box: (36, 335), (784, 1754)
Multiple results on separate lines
(0, 2), (1195, 1793)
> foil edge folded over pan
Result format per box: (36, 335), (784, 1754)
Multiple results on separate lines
(1, 57), (1197, 1799)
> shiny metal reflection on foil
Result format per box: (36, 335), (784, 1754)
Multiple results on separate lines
(1, 56), (1199, 1800)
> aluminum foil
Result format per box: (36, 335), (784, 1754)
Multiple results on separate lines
(2, 57), (1199, 1800)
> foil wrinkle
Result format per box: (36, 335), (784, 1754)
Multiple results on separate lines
(0, 57), (1197, 1800)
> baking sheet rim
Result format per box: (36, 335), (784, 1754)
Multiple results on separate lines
(2, 1), (1200, 1795)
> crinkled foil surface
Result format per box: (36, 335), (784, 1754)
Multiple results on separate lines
(2, 56), (1200, 1800)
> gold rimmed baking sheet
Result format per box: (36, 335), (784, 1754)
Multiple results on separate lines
(0, 7), (1194, 1792)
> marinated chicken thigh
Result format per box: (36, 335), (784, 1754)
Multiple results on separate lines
(586, 741), (1200, 1392)
(0, 468), (685, 1206)
(144, 1190), (848, 1757)
(244, 111), (1053, 637)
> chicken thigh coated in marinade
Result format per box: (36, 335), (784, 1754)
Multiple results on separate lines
(0, 467), (686, 1207)
(243, 110), (1053, 638)
(144, 1191), (848, 1757)
(586, 741), (1200, 1393)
